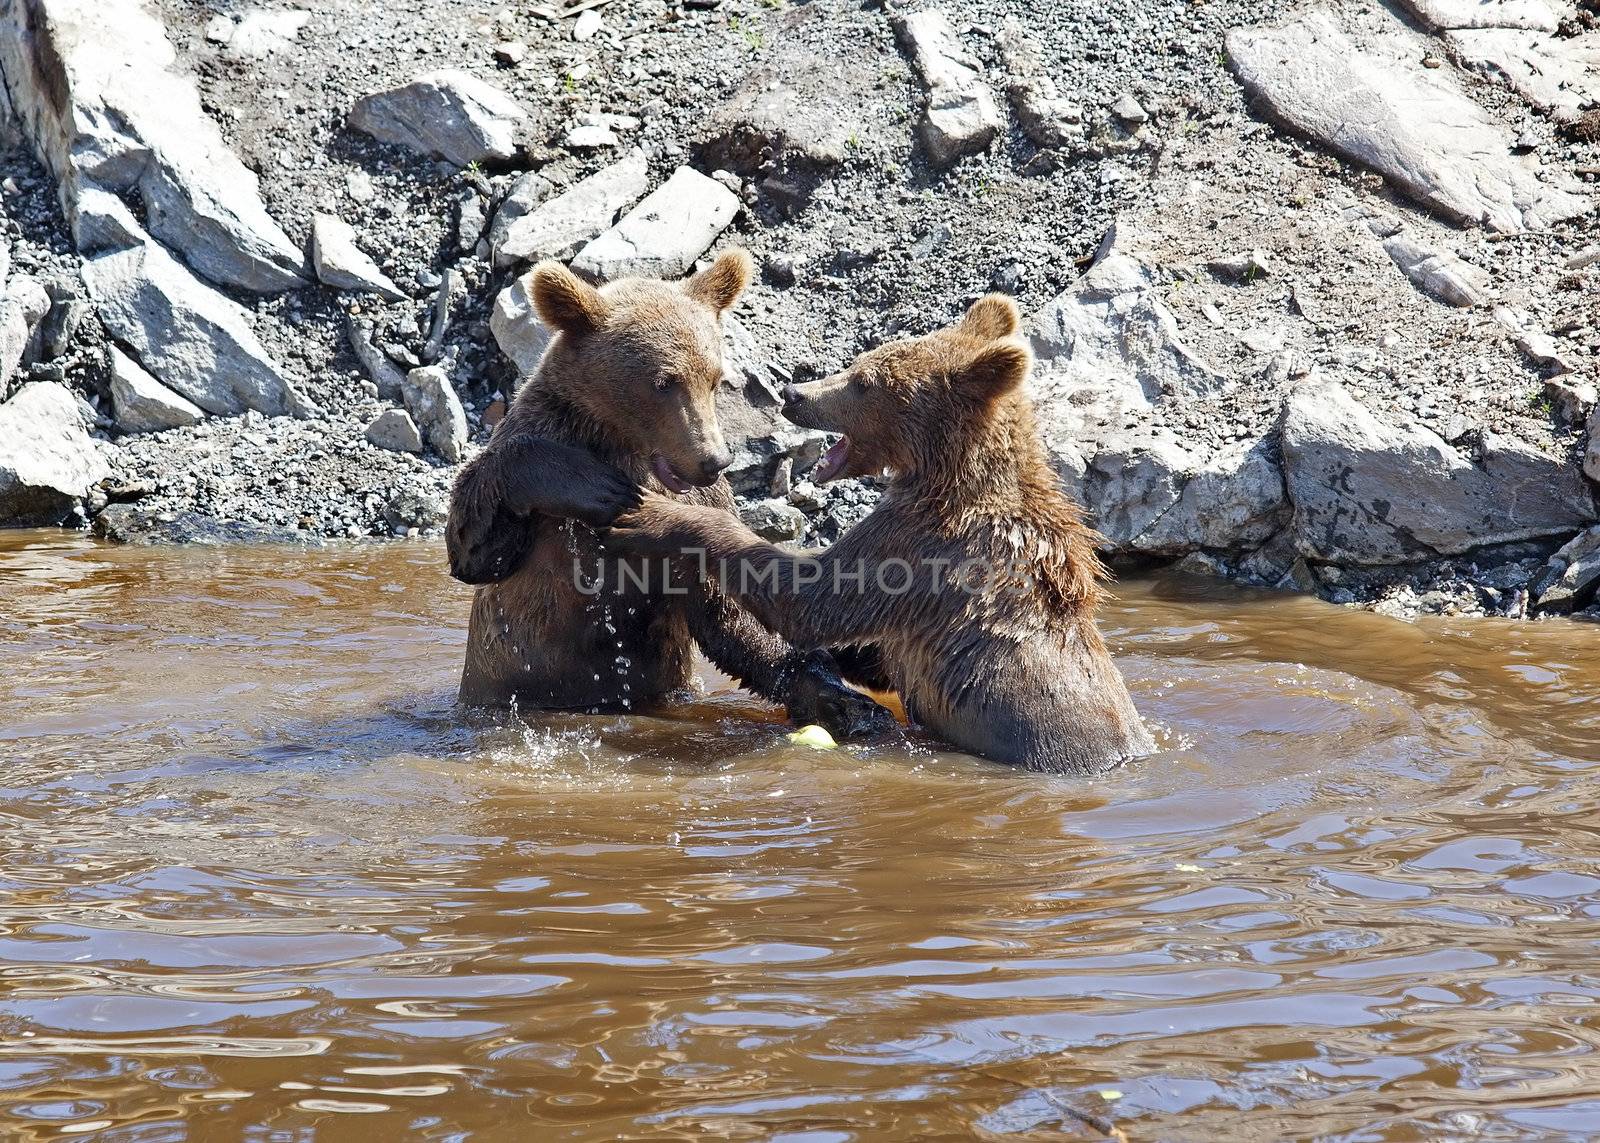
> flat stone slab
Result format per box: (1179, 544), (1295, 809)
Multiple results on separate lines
(108, 346), (204, 433)
(496, 149), (648, 266)
(0, 380), (109, 525)
(893, 8), (1002, 168)
(350, 69), (528, 167)
(1227, 11), (1590, 232)
(1449, 28), (1600, 123)
(0, 0), (306, 292)
(83, 237), (309, 418)
(1281, 377), (1595, 564)
(1398, 0), (1570, 31)
(572, 166), (739, 281)
(1382, 235), (1487, 307)
(311, 213), (406, 300)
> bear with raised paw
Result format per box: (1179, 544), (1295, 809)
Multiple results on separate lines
(605, 294), (1154, 773)
(446, 250), (895, 741)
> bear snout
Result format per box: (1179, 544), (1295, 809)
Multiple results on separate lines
(781, 383), (804, 407)
(698, 447), (734, 482)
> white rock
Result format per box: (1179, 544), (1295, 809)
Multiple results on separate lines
(1382, 235), (1487, 307)
(572, 166), (740, 281)
(402, 366), (467, 462)
(1111, 92), (1149, 125)
(573, 10), (602, 41)
(365, 408), (424, 453)
(1227, 11), (1590, 232)
(1280, 377), (1595, 564)
(203, 14), (235, 43)
(495, 149), (647, 266)
(83, 235), (310, 418)
(226, 8), (311, 59)
(564, 123), (618, 149)
(0, 274), (50, 400)
(310, 213), (406, 301)
(349, 69), (528, 167)
(0, 381), (109, 525)
(107, 346), (204, 433)
(892, 9), (1003, 168)
(346, 171), (376, 203)
(0, 0), (306, 292)
(490, 270), (554, 380)
(1029, 226), (1220, 413)
(1448, 28), (1600, 123)
(1398, 0), (1569, 31)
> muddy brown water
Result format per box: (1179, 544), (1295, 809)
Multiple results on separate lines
(2, 531), (1599, 1141)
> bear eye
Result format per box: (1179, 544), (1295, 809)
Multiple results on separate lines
(655, 374), (679, 391)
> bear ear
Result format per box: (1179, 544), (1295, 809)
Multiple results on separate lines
(959, 294), (1022, 341)
(531, 261), (608, 337)
(685, 248), (754, 316)
(957, 339), (1031, 401)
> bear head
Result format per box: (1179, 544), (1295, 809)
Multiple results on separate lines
(780, 294), (1031, 484)
(530, 249), (754, 491)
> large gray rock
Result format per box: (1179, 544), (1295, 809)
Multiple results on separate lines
(0, 0), (306, 292)
(1030, 228), (1220, 412)
(1280, 377), (1595, 564)
(83, 238), (310, 418)
(0, 274), (50, 401)
(1448, 28), (1600, 123)
(1227, 11), (1589, 232)
(1398, 0), (1569, 31)
(489, 270), (554, 379)
(1130, 437), (1288, 554)
(572, 166), (740, 281)
(0, 381), (109, 525)
(107, 346), (204, 433)
(402, 366), (467, 462)
(893, 8), (1003, 168)
(349, 70), (528, 167)
(1023, 227), (1275, 557)
(494, 149), (647, 266)
(310, 213), (406, 300)
(1382, 235), (1487, 307)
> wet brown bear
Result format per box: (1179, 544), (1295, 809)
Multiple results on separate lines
(446, 250), (893, 738)
(606, 294), (1154, 773)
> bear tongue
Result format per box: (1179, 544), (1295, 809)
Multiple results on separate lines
(651, 453), (694, 494)
(813, 437), (852, 483)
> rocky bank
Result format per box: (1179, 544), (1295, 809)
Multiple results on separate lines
(1, 0), (1597, 620)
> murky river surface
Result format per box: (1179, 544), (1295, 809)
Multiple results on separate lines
(2, 531), (1600, 1141)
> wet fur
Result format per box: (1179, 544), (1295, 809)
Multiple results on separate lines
(445, 254), (892, 738)
(610, 296), (1153, 772)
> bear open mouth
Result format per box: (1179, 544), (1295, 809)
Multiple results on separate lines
(812, 436), (852, 483)
(651, 453), (695, 494)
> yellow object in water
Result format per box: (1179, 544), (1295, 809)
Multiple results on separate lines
(786, 725), (837, 749)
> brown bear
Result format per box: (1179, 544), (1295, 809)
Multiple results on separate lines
(604, 294), (1155, 773)
(446, 250), (894, 739)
